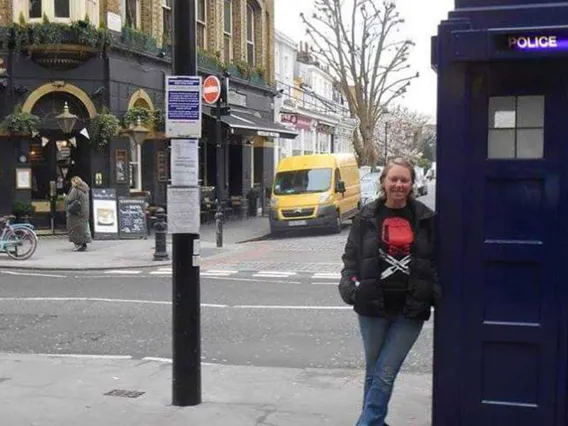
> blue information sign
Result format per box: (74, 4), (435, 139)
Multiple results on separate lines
(165, 76), (202, 138)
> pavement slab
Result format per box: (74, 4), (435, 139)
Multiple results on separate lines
(0, 353), (432, 426)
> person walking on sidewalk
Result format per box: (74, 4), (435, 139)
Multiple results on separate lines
(66, 176), (92, 252)
(339, 158), (440, 426)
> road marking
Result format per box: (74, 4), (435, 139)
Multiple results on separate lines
(35, 353), (133, 360)
(104, 270), (142, 275)
(253, 271), (297, 278)
(0, 297), (348, 310)
(312, 273), (341, 279)
(201, 270), (238, 277)
(0, 270), (67, 278)
(311, 282), (337, 285)
(234, 305), (352, 310)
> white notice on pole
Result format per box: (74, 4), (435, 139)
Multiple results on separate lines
(167, 187), (200, 234)
(170, 139), (199, 187)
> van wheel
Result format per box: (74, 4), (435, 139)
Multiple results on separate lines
(332, 211), (342, 234)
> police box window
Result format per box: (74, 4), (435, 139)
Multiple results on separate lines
(488, 96), (544, 159)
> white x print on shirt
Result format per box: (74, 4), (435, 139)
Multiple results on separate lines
(379, 249), (411, 279)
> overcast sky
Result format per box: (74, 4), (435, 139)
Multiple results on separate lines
(274, 0), (454, 121)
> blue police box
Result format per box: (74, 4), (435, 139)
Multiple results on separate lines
(432, 1), (568, 425)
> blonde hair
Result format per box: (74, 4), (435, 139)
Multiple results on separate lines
(71, 176), (83, 187)
(378, 158), (416, 200)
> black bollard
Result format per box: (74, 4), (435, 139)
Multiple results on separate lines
(215, 200), (223, 248)
(153, 207), (169, 261)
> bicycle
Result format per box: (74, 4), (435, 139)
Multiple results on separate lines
(0, 215), (38, 260)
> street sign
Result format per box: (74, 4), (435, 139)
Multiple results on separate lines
(202, 75), (221, 105)
(165, 75), (202, 138)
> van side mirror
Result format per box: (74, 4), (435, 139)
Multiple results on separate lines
(336, 180), (346, 193)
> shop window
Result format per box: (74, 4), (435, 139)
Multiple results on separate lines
(488, 96), (544, 159)
(223, 0), (232, 61)
(246, 3), (255, 66)
(197, 0), (206, 50)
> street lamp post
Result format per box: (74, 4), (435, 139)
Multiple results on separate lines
(384, 121), (389, 166)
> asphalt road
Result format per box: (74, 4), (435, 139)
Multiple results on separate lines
(0, 182), (436, 372)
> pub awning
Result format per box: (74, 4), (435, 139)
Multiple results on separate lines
(203, 106), (298, 139)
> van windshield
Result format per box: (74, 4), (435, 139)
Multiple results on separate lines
(274, 168), (332, 195)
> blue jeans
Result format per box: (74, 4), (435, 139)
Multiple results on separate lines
(356, 314), (424, 426)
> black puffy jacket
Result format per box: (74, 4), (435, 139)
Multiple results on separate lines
(339, 198), (440, 321)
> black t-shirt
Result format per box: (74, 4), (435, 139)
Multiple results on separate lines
(376, 204), (415, 315)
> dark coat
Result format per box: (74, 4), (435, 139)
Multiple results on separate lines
(66, 181), (92, 245)
(339, 198), (440, 320)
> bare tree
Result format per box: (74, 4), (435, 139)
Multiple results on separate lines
(300, 0), (418, 165)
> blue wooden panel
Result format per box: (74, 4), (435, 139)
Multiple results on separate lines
(483, 262), (541, 324)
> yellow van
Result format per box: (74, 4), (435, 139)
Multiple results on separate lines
(269, 153), (361, 235)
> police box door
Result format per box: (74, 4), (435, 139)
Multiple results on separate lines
(461, 62), (568, 425)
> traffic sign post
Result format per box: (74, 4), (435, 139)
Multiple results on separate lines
(170, 0), (201, 408)
(203, 74), (230, 248)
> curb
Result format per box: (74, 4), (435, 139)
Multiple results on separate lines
(0, 261), (173, 271)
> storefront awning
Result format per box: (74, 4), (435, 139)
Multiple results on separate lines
(203, 107), (298, 139)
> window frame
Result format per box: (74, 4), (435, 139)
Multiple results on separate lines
(196, 0), (207, 50)
(487, 95), (545, 160)
(28, 0), (71, 22)
(246, 3), (255, 66)
(162, 0), (172, 47)
(223, 0), (232, 61)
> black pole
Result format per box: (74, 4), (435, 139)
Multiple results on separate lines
(171, 0), (201, 407)
(215, 97), (224, 247)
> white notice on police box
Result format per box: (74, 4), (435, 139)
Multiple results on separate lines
(167, 187), (200, 234)
(170, 139), (199, 187)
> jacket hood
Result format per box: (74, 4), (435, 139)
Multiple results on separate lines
(75, 181), (90, 193)
(360, 198), (435, 221)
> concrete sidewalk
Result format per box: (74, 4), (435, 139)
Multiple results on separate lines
(0, 217), (270, 270)
(0, 353), (432, 426)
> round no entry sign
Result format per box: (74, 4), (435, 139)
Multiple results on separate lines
(202, 75), (221, 105)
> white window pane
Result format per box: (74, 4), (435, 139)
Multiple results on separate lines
(517, 96), (544, 128)
(488, 129), (515, 159)
(516, 129), (544, 159)
(489, 96), (516, 128)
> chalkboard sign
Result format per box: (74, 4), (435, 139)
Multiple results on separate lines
(117, 197), (148, 239)
(92, 188), (119, 240)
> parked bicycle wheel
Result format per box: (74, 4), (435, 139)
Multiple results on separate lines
(5, 228), (37, 260)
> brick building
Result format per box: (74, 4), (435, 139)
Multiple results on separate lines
(0, 0), (295, 233)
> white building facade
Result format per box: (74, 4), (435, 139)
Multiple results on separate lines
(273, 37), (356, 165)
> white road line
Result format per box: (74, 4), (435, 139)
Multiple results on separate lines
(255, 271), (297, 275)
(312, 273), (341, 279)
(204, 270), (238, 274)
(104, 270), (142, 275)
(35, 353), (133, 360)
(149, 271), (172, 275)
(311, 282), (337, 285)
(204, 276), (302, 284)
(233, 305), (352, 310)
(0, 297), (348, 310)
(0, 270), (67, 278)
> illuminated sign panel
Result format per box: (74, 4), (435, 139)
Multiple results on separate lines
(497, 34), (568, 52)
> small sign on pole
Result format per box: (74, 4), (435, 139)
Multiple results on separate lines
(166, 76), (202, 138)
(202, 75), (221, 105)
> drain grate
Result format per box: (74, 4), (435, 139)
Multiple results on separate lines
(104, 389), (145, 398)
